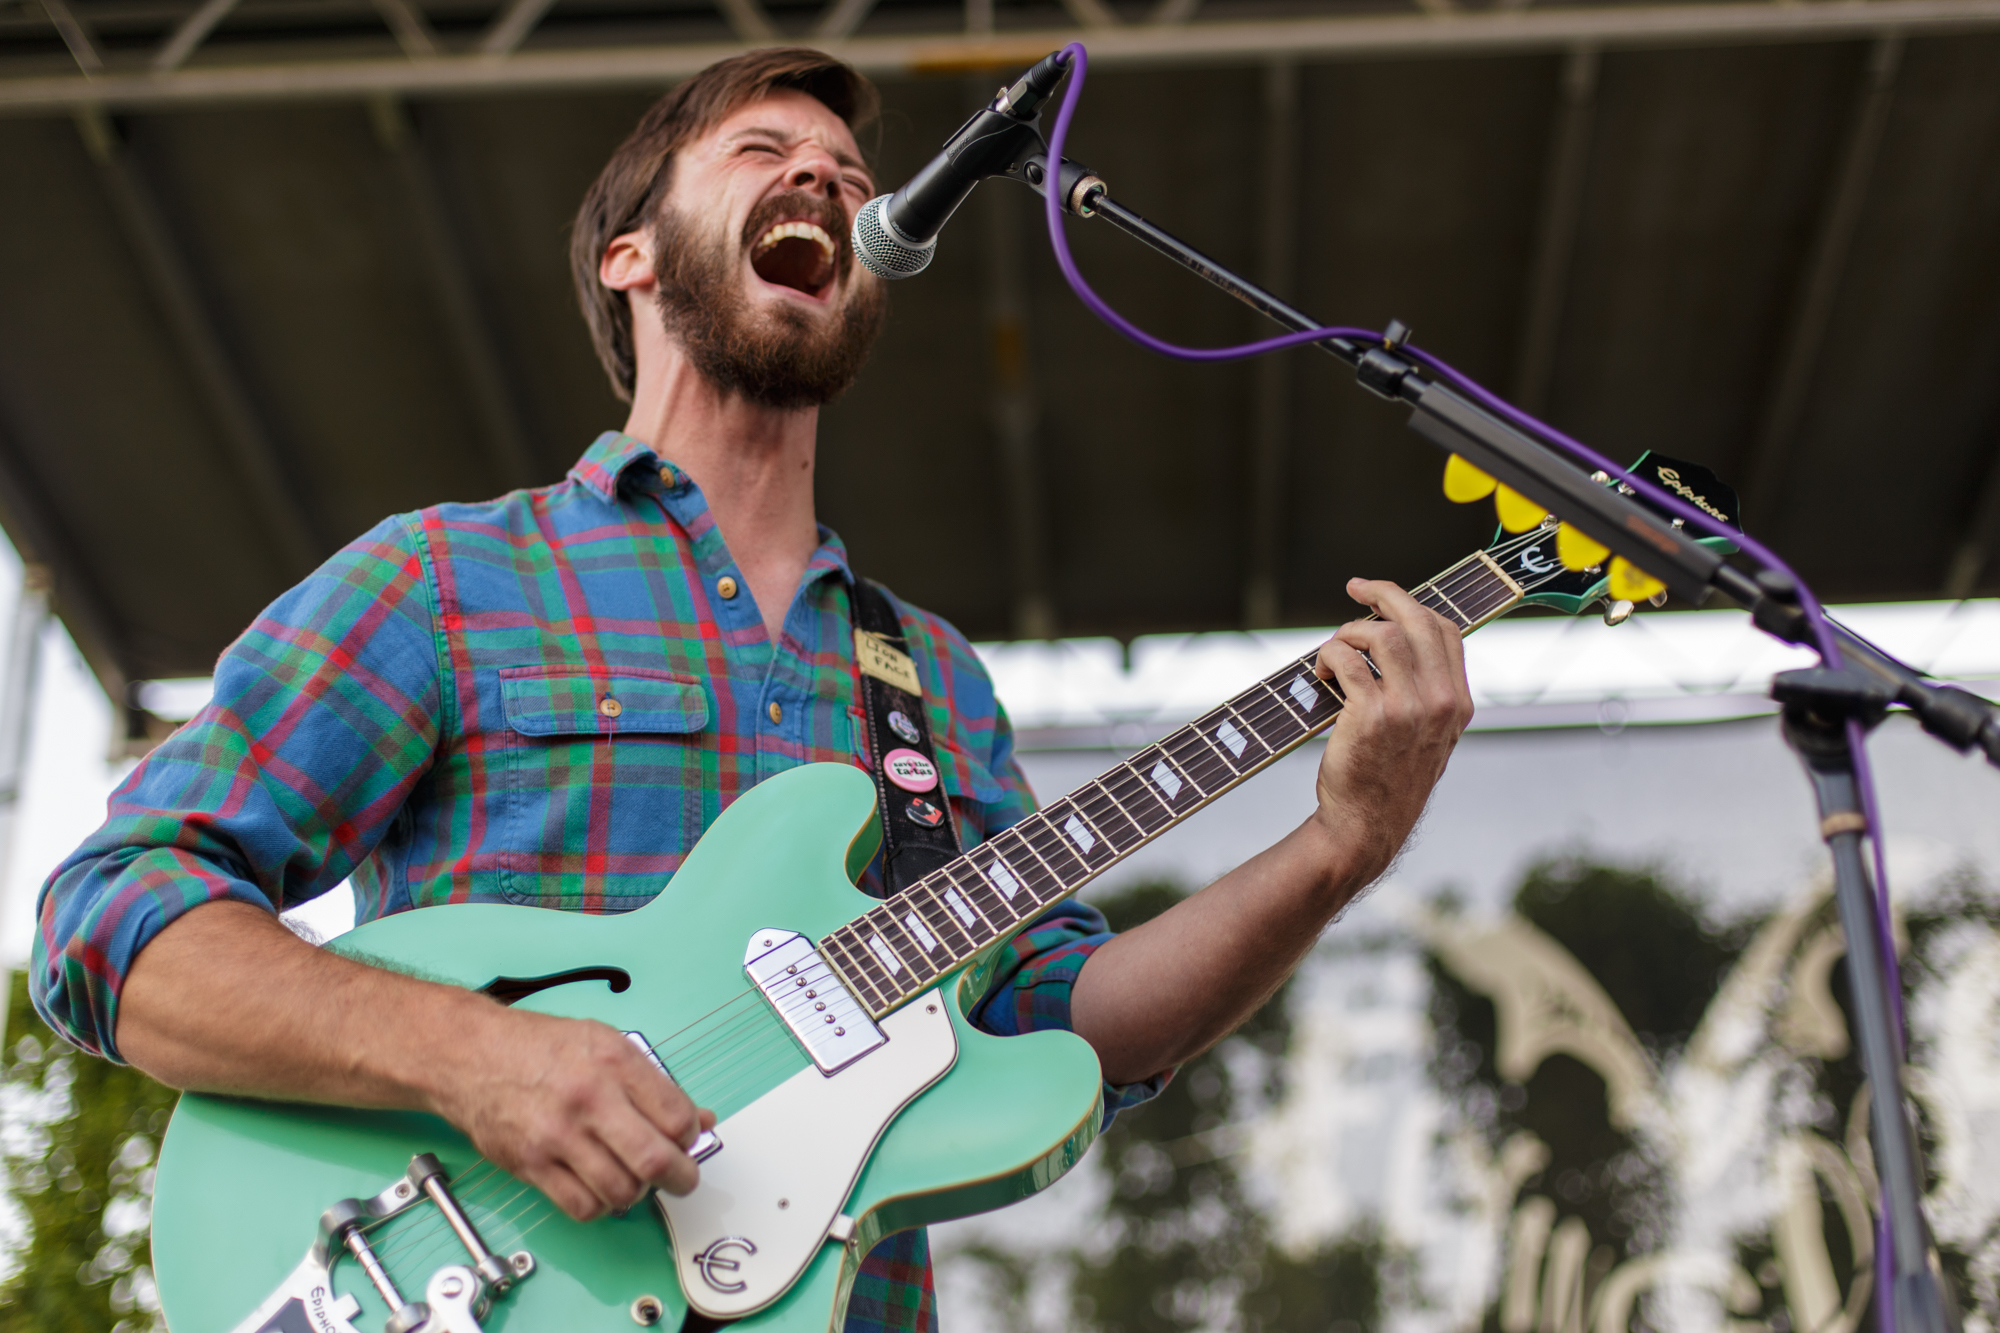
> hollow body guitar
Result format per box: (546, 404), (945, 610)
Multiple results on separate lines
(152, 459), (1736, 1333)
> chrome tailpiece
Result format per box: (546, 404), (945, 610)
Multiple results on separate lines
(745, 929), (887, 1074)
(227, 1154), (535, 1333)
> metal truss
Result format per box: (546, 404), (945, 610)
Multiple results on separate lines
(6, 0), (2000, 112)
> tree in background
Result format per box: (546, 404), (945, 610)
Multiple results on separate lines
(1067, 881), (1417, 1333)
(0, 971), (174, 1332)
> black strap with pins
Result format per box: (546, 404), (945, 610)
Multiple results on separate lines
(849, 579), (964, 897)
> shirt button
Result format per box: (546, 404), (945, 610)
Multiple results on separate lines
(658, 465), (676, 487)
(717, 575), (739, 600)
(768, 701), (784, 725)
(599, 697), (623, 718)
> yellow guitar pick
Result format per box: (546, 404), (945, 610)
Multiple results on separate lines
(1608, 557), (1667, 602)
(1556, 523), (1609, 571)
(1495, 486), (1549, 533)
(1443, 454), (1497, 503)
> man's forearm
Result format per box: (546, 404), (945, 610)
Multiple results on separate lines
(117, 898), (498, 1109)
(117, 899), (716, 1220)
(1068, 815), (1371, 1086)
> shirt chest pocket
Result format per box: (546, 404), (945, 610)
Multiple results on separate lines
(496, 666), (712, 908)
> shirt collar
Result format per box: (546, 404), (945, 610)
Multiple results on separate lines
(570, 430), (856, 589)
(569, 430), (663, 502)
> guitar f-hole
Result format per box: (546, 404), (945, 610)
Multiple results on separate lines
(478, 966), (632, 1005)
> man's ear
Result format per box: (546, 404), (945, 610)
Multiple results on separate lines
(601, 230), (656, 294)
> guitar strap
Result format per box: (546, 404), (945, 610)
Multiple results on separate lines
(848, 578), (964, 898)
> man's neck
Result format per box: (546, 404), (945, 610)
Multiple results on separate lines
(623, 349), (823, 644)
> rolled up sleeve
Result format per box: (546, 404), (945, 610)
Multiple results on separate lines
(32, 516), (446, 1060)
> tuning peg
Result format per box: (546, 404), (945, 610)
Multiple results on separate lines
(1649, 590), (1668, 608)
(1602, 599), (1635, 626)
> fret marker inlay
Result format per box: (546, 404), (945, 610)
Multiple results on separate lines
(867, 933), (904, 975)
(1215, 719), (1247, 757)
(1150, 760), (1183, 800)
(986, 860), (1023, 899)
(1063, 813), (1096, 854)
(943, 887), (978, 928)
(1288, 674), (1320, 712)
(903, 912), (939, 952)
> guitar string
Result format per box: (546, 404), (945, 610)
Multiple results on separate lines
(346, 529), (1587, 1282)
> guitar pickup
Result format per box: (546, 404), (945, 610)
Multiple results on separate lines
(744, 929), (887, 1075)
(624, 1031), (722, 1162)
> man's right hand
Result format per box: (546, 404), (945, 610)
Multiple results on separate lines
(118, 899), (717, 1223)
(431, 1006), (718, 1221)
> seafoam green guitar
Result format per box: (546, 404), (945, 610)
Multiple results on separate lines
(150, 454), (1739, 1333)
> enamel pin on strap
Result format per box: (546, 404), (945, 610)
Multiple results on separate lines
(851, 579), (963, 896)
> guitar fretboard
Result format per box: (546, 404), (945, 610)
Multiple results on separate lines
(818, 548), (1526, 1019)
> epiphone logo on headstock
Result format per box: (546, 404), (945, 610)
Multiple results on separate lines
(1651, 467), (1730, 522)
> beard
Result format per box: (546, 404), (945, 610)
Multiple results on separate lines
(651, 189), (887, 411)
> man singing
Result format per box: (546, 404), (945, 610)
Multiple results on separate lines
(34, 48), (1472, 1333)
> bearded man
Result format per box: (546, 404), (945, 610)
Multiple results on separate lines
(33, 47), (1472, 1333)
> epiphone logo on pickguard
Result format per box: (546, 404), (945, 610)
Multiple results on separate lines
(694, 1236), (758, 1293)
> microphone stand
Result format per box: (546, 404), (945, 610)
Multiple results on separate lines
(1013, 154), (1988, 1333)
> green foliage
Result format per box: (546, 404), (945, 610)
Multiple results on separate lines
(0, 971), (176, 1333)
(1065, 880), (1416, 1333)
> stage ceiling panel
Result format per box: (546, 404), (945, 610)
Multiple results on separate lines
(1, 2), (1998, 727)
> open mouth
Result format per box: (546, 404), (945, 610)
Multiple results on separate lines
(751, 220), (838, 299)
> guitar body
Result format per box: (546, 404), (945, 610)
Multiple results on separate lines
(151, 764), (1106, 1333)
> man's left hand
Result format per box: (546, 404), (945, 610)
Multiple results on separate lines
(1308, 577), (1475, 888)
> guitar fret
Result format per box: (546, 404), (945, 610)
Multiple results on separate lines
(1212, 703), (1276, 765)
(937, 865), (1002, 935)
(910, 879), (976, 954)
(842, 925), (900, 1002)
(1051, 798), (1118, 867)
(1161, 725), (1235, 795)
(1248, 679), (1312, 748)
(1225, 691), (1295, 757)
(1104, 760), (1173, 829)
(823, 931), (890, 1010)
(962, 846), (1028, 922)
(1415, 581), (1471, 630)
(1017, 815), (1089, 888)
(991, 826), (1063, 903)
(870, 907), (934, 982)
(1077, 779), (1144, 847)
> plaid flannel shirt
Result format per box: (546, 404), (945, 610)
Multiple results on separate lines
(35, 431), (1162, 1333)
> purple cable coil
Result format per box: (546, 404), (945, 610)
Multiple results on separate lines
(1041, 37), (1909, 1313)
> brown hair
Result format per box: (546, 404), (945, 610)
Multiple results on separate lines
(570, 48), (880, 402)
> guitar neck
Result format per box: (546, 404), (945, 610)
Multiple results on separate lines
(820, 548), (1528, 1019)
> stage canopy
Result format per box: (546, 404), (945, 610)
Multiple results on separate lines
(2, 0), (1998, 739)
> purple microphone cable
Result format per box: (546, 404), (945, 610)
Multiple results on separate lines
(1039, 39), (1905, 1313)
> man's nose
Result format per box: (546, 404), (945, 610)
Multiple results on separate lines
(787, 146), (844, 197)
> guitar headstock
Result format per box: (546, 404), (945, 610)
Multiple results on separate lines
(1478, 452), (1742, 619)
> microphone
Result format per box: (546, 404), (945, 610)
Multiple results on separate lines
(852, 50), (1071, 279)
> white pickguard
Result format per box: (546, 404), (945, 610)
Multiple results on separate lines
(656, 989), (958, 1319)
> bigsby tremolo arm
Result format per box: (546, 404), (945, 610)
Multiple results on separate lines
(307, 1154), (535, 1333)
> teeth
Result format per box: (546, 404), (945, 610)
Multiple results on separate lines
(754, 221), (836, 258)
